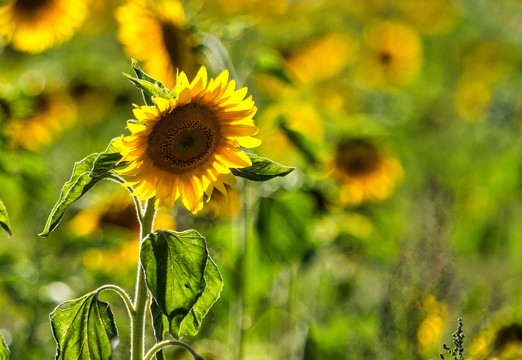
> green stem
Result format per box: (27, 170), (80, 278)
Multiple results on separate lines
(131, 198), (157, 360)
(96, 284), (134, 319)
(143, 340), (202, 360)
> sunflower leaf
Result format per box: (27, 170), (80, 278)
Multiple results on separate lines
(0, 333), (9, 359)
(231, 153), (295, 182)
(131, 59), (170, 94)
(141, 230), (220, 338)
(150, 298), (169, 360)
(39, 138), (124, 237)
(50, 292), (118, 360)
(0, 198), (11, 237)
(125, 60), (173, 105)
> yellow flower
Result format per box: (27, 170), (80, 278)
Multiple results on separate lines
(332, 138), (403, 205)
(8, 88), (76, 151)
(116, 66), (260, 213)
(355, 20), (422, 90)
(397, 0), (459, 36)
(0, 0), (88, 53)
(116, 0), (200, 89)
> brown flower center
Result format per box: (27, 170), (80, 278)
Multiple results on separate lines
(14, 0), (50, 13)
(147, 103), (221, 173)
(378, 51), (393, 65)
(335, 139), (381, 177)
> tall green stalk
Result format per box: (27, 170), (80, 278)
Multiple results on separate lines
(131, 198), (157, 360)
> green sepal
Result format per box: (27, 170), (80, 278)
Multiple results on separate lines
(141, 230), (223, 338)
(0, 198), (11, 237)
(124, 59), (173, 105)
(0, 333), (9, 360)
(39, 138), (125, 237)
(231, 153), (295, 182)
(50, 292), (118, 360)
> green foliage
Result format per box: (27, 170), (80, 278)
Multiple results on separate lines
(0, 333), (9, 360)
(150, 298), (169, 360)
(231, 153), (295, 182)
(39, 139), (125, 237)
(50, 292), (118, 360)
(141, 230), (223, 338)
(124, 59), (173, 105)
(0, 198), (11, 236)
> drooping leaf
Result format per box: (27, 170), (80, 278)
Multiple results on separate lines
(0, 198), (11, 236)
(231, 153), (295, 182)
(278, 119), (318, 165)
(0, 333), (9, 360)
(178, 256), (223, 337)
(141, 230), (208, 338)
(150, 298), (169, 360)
(39, 139), (124, 237)
(50, 292), (118, 360)
(124, 60), (172, 105)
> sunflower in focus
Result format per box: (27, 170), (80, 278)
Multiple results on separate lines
(332, 138), (403, 206)
(355, 20), (422, 90)
(116, 0), (200, 88)
(116, 66), (260, 214)
(0, 0), (88, 53)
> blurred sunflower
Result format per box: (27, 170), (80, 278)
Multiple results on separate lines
(0, 0), (88, 53)
(417, 294), (448, 354)
(355, 20), (422, 90)
(199, 185), (242, 219)
(397, 0), (459, 35)
(284, 32), (355, 85)
(7, 88), (76, 152)
(116, 0), (200, 88)
(116, 66), (260, 213)
(332, 138), (403, 205)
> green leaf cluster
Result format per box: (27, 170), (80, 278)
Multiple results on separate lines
(0, 333), (9, 360)
(232, 153), (295, 182)
(124, 59), (173, 106)
(142, 230), (223, 340)
(0, 198), (11, 236)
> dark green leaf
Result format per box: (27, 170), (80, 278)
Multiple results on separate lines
(0, 198), (11, 237)
(0, 333), (9, 360)
(178, 256), (223, 336)
(39, 139), (124, 237)
(231, 153), (295, 182)
(141, 230), (208, 338)
(278, 119), (318, 165)
(50, 292), (118, 360)
(150, 298), (169, 360)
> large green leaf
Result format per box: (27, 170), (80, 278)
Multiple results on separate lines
(141, 230), (217, 338)
(39, 139), (124, 237)
(0, 333), (9, 360)
(0, 198), (11, 236)
(50, 292), (118, 360)
(178, 256), (223, 336)
(231, 153), (295, 182)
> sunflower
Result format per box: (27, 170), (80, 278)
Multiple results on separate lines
(0, 0), (88, 53)
(332, 138), (403, 205)
(355, 20), (422, 90)
(116, 0), (200, 89)
(116, 66), (260, 213)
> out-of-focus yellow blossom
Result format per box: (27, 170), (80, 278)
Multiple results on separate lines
(0, 0), (89, 53)
(200, 0), (288, 19)
(417, 295), (448, 354)
(116, 0), (200, 88)
(72, 189), (175, 273)
(7, 88), (76, 152)
(397, 0), (459, 35)
(332, 138), (403, 206)
(257, 98), (324, 165)
(455, 75), (493, 122)
(468, 331), (495, 360)
(355, 20), (422, 90)
(285, 33), (355, 84)
(199, 185), (242, 219)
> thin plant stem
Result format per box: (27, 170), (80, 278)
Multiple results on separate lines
(96, 284), (135, 319)
(107, 174), (144, 219)
(143, 340), (202, 360)
(131, 198), (157, 360)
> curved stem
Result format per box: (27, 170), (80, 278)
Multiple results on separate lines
(131, 198), (157, 360)
(144, 340), (202, 360)
(107, 174), (144, 219)
(96, 284), (135, 318)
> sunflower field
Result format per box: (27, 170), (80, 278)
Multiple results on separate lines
(0, 0), (521, 359)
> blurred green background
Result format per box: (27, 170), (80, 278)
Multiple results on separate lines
(0, 0), (521, 359)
